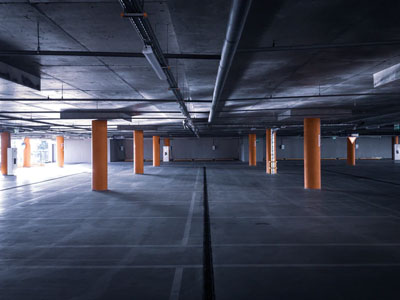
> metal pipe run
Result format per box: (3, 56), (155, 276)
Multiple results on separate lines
(0, 50), (219, 60)
(208, 0), (253, 123)
(118, 0), (199, 137)
(237, 40), (400, 53)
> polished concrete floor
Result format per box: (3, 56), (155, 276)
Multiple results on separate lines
(1, 160), (400, 299)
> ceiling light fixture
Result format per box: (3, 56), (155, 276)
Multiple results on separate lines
(142, 45), (167, 80)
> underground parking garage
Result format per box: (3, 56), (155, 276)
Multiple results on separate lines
(1, 0), (400, 299)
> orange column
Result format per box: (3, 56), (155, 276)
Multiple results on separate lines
(393, 136), (399, 160)
(56, 136), (64, 167)
(347, 137), (357, 166)
(164, 138), (170, 147)
(1, 132), (10, 175)
(266, 129), (277, 174)
(92, 120), (108, 191)
(23, 137), (31, 168)
(249, 133), (256, 166)
(153, 136), (160, 167)
(304, 118), (321, 189)
(134, 130), (144, 174)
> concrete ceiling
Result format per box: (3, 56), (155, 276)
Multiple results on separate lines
(0, 0), (400, 138)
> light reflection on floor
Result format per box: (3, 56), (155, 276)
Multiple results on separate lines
(0, 163), (91, 191)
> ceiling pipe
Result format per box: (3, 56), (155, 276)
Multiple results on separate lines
(118, 0), (199, 137)
(208, 0), (253, 123)
(237, 40), (400, 53)
(0, 50), (220, 60)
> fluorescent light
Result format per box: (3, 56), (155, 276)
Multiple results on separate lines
(142, 46), (167, 80)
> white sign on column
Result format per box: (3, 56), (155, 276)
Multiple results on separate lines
(163, 146), (170, 162)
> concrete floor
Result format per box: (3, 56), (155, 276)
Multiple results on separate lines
(1, 160), (400, 299)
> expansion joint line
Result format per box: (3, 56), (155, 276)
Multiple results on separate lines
(203, 167), (216, 300)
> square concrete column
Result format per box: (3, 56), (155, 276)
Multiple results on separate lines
(266, 129), (277, 174)
(134, 130), (144, 174)
(347, 137), (357, 166)
(56, 136), (64, 167)
(1, 132), (10, 175)
(304, 118), (321, 189)
(393, 136), (399, 160)
(249, 133), (256, 166)
(153, 136), (160, 167)
(92, 120), (108, 191)
(163, 138), (171, 162)
(23, 137), (31, 168)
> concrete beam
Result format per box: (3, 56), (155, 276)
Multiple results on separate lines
(374, 63), (400, 87)
(60, 110), (132, 121)
(0, 61), (40, 90)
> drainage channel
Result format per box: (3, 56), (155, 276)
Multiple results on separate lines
(203, 166), (216, 300)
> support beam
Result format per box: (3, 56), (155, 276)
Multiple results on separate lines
(92, 120), (108, 191)
(266, 129), (277, 174)
(374, 63), (400, 87)
(0, 49), (220, 60)
(134, 130), (144, 174)
(56, 136), (64, 168)
(0, 61), (40, 90)
(304, 118), (321, 189)
(393, 136), (399, 160)
(23, 137), (31, 168)
(1, 132), (10, 175)
(249, 133), (256, 166)
(164, 138), (170, 147)
(153, 136), (160, 167)
(347, 137), (357, 166)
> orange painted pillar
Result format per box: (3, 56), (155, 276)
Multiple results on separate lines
(56, 136), (64, 167)
(134, 130), (144, 174)
(164, 138), (170, 147)
(249, 133), (256, 166)
(23, 137), (31, 168)
(92, 120), (108, 191)
(153, 136), (160, 167)
(347, 137), (357, 166)
(304, 118), (321, 189)
(1, 132), (10, 175)
(392, 136), (399, 160)
(266, 129), (277, 174)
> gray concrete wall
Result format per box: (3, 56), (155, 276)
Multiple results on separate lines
(170, 137), (239, 160)
(123, 138), (162, 161)
(239, 136), (265, 162)
(240, 135), (392, 161)
(64, 138), (110, 163)
(65, 139), (92, 163)
(124, 137), (239, 161)
(65, 135), (392, 164)
(110, 139), (126, 162)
